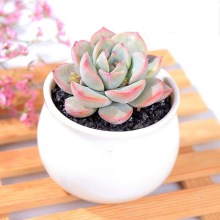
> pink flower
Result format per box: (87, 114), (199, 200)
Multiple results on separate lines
(33, 1), (52, 21)
(20, 112), (28, 122)
(6, 10), (21, 23)
(0, 91), (6, 106)
(16, 79), (28, 93)
(3, 41), (13, 50)
(18, 44), (28, 56)
(6, 27), (17, 39)
(42, 1), (52, 16)
(22, 73), (33, 80)
(0, 87), (14, 108)
(37, 27), (43, 37)
(20, 90), (38, 126)
(5, 44), (28, 59)
(0, 2), (4, 15)
(15, 0), (25, 9)
(33, 4), (43, 21)
(55, 18), (64, 32)
(57, 38), (70, 47)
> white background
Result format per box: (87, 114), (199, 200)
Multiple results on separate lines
(4, 0), (220, 219)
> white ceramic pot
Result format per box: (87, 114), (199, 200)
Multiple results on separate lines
(37, 68), (180, 204)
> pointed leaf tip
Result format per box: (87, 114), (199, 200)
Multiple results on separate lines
(99, 103), (133, 124)
(92, 37), (115, 64)
(99, 69), (126, 90)
(129, 78), (164, 107)
(90, 27), (115, 45)
(112, 32), (148, 56)
(105, 79), (146, 104)
(52, 63), (75, 94)
(65, 96), (97, 118)
(80, 52), (104, 92)
(71, 40), (94, 68)
(128, 52), (148, 84)
(71, 82), (111, 108)
(157, 82), (173, 102)
(146, 55), (163, 78)
(96, 50), (109, 72)
(112, 43), (131, 68)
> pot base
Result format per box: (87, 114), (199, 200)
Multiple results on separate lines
(38, 104), (179, 204)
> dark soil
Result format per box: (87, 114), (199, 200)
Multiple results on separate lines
(52, 85), (171, 131)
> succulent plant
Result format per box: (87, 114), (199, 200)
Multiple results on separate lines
(53, 27), (173, 124)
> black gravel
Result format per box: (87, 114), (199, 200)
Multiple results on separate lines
(52, 85), (171, 131)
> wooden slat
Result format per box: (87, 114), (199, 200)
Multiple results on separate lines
(149, 49), (176, 67)
(182, 178), (220, 220)
(202, 213), (220, 220)
(0, 178), (77, 214)
(1, 144), (220, 183)
(180, 147), (220, 220)
(27, 184), (220, 220)
(0, 147), (44, 178)
(0, 148), (220, 213)
(0, 63), (58, 84)
(178, 92), (208, 116)
(167, 69), (191, 89)
(0, 118), (37, 145)
(182, 176), (213, 188)
(1, 117), (220, 147)
(0, 215), (9, 220)
(180, 118), (220, 147)
(166, 148), (220, 183)
(0, 181), (9, 220)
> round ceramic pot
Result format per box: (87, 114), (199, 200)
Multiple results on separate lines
(37, 68), (180, 204)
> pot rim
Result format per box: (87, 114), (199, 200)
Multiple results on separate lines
(43, 68), (180, 138)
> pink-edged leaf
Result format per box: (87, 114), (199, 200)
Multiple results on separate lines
(111, 60), (127, 73)
(71, 82), (112, 108)
(96, 50), (109, 72)
(157, 82), (173, 102)
(92, 36), (115, 64)
(105, 79), (146, 104)
(80, 52), (104, 92)
(129, 78), (164, 107)
(52, 63), (75, 94)
(107, 51), (121, 72)
(98, 69), (126, 90)
(128, 52), (148, 84)
(65, 96), (97, 118)
(112, 32), (148, 56)
(99, 102), (133, 124)
(90, 27), (115, 45)
(112, 42), (131, 68)
(71, 40), (94, 68)
(146, 55), (163, 78)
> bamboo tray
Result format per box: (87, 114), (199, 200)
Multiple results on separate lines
(1, 50), (220, 220)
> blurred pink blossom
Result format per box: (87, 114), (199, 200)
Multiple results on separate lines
(0, 76), (15, 108)
(0, 0), (69, 126)
(20, 90), (38, 126)
(37, 27), (43, 37)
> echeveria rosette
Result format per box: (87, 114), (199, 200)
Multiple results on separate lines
(52, 27), (173, 125)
